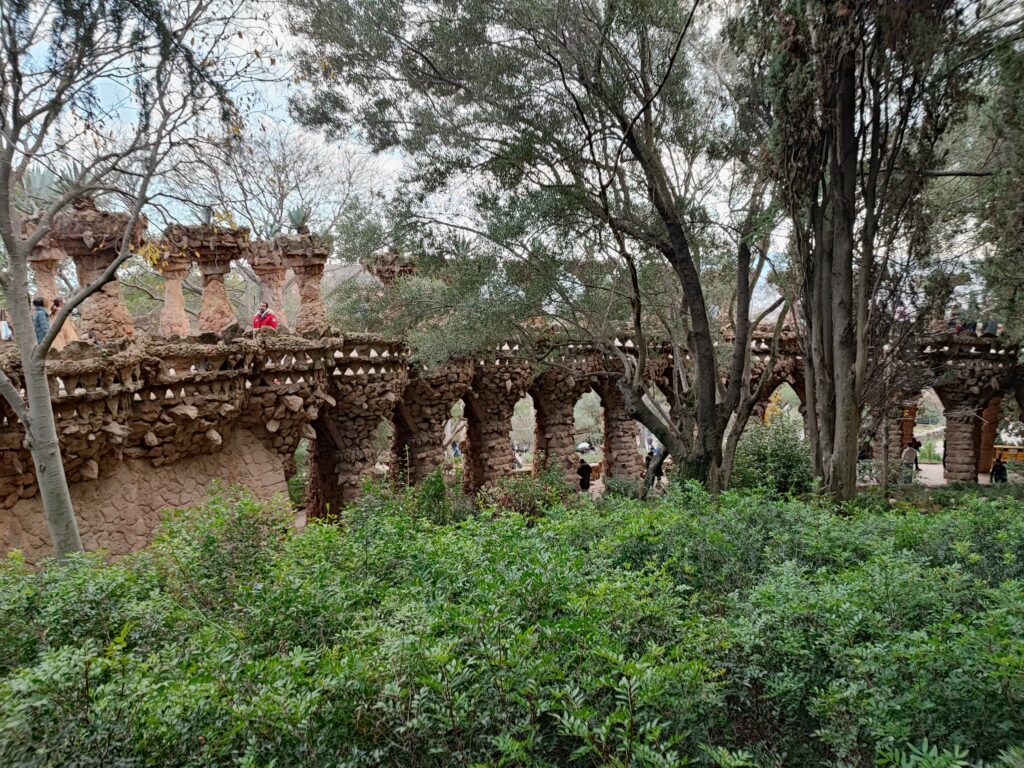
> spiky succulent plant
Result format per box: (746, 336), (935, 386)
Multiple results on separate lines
(287, 206), (311, 234)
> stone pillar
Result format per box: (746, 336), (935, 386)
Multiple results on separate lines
(530, 369), (589, 481)
(72, 249), (136, 342)
(277, 233), (329, 335)
(887, 399), (920, 465)
(461, 359), (533, 494)
(159, 252), (192, 337)
(195, 254), (236, 333)
(943, 405), (982, 483)
(251, 250), (287, 324)
(306, 368), (407, 516)
(293, 262), (328, 333)
(977, 395), (1002, 473)
(28, 247), (63, 305)
(595, 383), (644, 480)
(391, 362), (473, 485)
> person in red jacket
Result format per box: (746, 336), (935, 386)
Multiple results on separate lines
(252, 302), (278, 330)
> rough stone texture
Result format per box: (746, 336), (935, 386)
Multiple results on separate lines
(197, 274), (236, 333)
(977, 395), (1002, 472)
(391, 361), (474, 484)
(28, 247), (62, 305)
(462, 356), (534, 493)
(1, 427), (286, 562)
(165, 224), (249, 334)
(530, 361), (599, 481)
(276, 232), (329, 334)
(927, 334), (1020, 483)
(250, 241), (287, 323)
(593, 381), (645, 480)
(159, 252), (192, 337)
(305, 339), (408, 514)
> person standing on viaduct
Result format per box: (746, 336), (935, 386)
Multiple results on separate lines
(252, 302), (278, 330)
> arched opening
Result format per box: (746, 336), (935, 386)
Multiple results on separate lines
(510, 393), (535, 472)
(574, 389), (604, 461)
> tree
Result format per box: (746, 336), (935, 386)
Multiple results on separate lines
(288, 0), (786, 489)
(735, 0), (1019, 498)
(0, 0), (271, 556)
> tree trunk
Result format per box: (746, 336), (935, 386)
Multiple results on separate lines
(24, 359), (83, 557)
(826, 47), (860, 500)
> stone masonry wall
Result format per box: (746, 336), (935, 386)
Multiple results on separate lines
(1, 428), (286, 562)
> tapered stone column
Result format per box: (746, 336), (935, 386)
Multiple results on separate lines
(277, 231), (329, 335)
(28, 246), (63, 305)
(73, 249), (137, 342)
(164, 224), (249, 335)
(977, 395), (1003, 473)
(461, 357), (533, 493)
(159, 251), (192, 337)
(195, 255), (236, 333)
(250, 241), (287, 323)
(27, 197), (145, 342)
(887, 398), (920, 465)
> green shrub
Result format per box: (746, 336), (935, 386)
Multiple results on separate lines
(730, 419), (813, 494)
(2, 486), (1024, 766)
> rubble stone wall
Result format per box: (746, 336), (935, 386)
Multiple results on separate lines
(1, 427), (286, 562)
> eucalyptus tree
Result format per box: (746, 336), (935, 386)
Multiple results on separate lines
(732, 0), (1021, 498)
(289, 0), (784, 488)
(0, 0), (273, 556)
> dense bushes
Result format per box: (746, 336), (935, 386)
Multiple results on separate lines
(1, 486), (1023, 766)
(730, 419), (814, 494)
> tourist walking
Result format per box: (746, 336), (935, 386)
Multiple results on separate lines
(252, 302), (278, 330)
(49, 297), (81, 351)
(0, 308), (11, 341)
(900, 440), (918, 484)
(31, 297), (49, 343)
(991, 456), (1008, 484)
(576, 456), (592, 494)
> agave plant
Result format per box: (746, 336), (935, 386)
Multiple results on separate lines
(261, 222), (282, 239)
(287, 206), (311, 234)
(14, 167), (58, 214)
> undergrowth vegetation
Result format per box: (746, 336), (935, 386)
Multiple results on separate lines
(1, 481), (1023, 767)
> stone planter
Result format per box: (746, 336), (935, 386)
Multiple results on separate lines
(249, 240), (287, 323)
(163, 224), (249, 334)
(275, 232), (329, 334)
(29, 198), (146, 342)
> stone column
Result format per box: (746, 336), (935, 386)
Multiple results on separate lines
(943, 404), (983, 483)
(306, 371), (406, 516)
(292, 261), (328, 333)
(251, 251), (287, 323)
(28, 246), (63, 305)
(977, 395), (1003, 473)
(72, 249), (136, 342)
(159, 252), (192, 337)
(461, 358), (533, 494)
(195, 254), (236, 333)
(887, 399), (920, 465)
(391, 362), (473, 485)
(530, 369), (588, 481)
(595, 383), (644, 480)
(278, 233), (329, 335)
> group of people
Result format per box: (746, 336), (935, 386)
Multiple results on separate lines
(903, 438), (1012, 484)
(0, 297), (85, 351)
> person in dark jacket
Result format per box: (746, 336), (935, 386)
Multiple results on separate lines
(31, 297), (49, 343)
(991, 456), (1008, 484)
(576, 456), (592, 493)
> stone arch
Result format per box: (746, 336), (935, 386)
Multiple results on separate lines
(529, 366), (597, 482)
(306, 366), (407, 518)
(459, 357), (533, 493)
(592, 380), (645, 480)
(390, 361), (474, 485)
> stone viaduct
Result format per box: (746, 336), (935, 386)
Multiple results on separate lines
(2, 206), (1022, 559)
